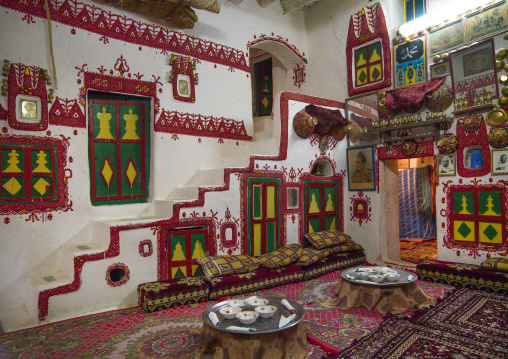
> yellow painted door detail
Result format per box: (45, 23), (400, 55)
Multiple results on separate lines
(454, 220), (475, 241)
(266, 185), (275, 218)
(122, 108), (140, 140)
(4, 150), (22, 173)
(253, 223), (262, 256)
(96, 106), (114, 139)
(479, 222), (502, 244)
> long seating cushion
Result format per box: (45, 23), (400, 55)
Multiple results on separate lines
(304, 230), (349, 249)
(207, 264), (304, 300)
(327, 238), (364, 254)
(297, 246), (332, 267)
(258, 243), (303, 270)
(416, 259), (508, 294)
(138, 276), (210, 313)
(480, 257), (508, 272)
(196, 255), (261, 280)
(302, 250), (367, 281)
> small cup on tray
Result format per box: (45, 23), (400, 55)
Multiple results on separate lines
(219, 306), (242, 320)
(255, 305), (277, 318)
(236, 311), (259, 325)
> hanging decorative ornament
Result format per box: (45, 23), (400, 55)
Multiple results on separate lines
(425, 82), (454, 112)
(378, 98), (395, 119)
(293, 110), (317, 138)
(436, 133), (458, 154)
(329, 124), (347, 141)
(402, 139), (418, 156)
(485, 107), (508, 126)
(461, 114), (483, 133)
(488, 127), (508, 148)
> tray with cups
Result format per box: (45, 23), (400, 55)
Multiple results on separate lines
(202, 296), (305, 334)
(341, 266), (418, 286)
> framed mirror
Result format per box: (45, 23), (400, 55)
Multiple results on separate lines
(345, 92), (381, 148)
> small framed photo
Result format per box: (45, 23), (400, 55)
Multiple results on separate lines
(286, 187), (299, 209)
(347, 145), (376, 191)
(437, 153), (456, 176)
(430, 61), (450, 79)
(492, 149), (508, 175)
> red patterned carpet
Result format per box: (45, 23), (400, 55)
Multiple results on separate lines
(0, 270), (456, 359)
(400, 239), (437, 264)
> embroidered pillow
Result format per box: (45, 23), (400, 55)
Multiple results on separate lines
(297, 246), (331, 267)
(304, 230), (350, 249)
(196, 255), (261, 280)
(327, 239), (364, 254)
(259, 243), (303, 270)
(480, 257), (508, 273)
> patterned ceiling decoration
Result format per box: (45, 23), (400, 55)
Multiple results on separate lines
(346, 2), (391, 96)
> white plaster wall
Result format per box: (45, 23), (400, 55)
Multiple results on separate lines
(0, 0), (309, 328)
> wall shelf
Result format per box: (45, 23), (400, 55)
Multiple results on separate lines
(452, 103), (495, 116)
(372, 117), (453, 143)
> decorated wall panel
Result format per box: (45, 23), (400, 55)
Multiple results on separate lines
(0, 135), (71, 217)
(346, 2), (391, 96)
(88, 93), (150, 205)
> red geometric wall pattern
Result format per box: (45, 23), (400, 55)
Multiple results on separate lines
(0, 0), (248, 72)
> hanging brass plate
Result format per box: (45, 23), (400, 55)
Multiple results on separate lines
(486, 107), (508, 126)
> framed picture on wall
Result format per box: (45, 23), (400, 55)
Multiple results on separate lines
(286, 187), (299, 209)
(465, 1), (508, 44)
(492, 149), (508, 175)
(449, 39), (498, 106)
(393, 34), (426, 88)
(345, 92), (381, 148)
(429, 20), (465, 57)
(430, 61), (450, 79)
(437, 153), (456, 176)
(347, 145), (376, 191)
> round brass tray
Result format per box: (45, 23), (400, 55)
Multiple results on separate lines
(486, 107), (508, 126)
(341, 266), (418, 286)
(202, 296), (305, 334)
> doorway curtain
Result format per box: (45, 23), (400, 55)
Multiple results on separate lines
(398, 166), (436, 240)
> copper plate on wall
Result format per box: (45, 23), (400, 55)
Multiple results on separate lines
(486, 107), (508, 126)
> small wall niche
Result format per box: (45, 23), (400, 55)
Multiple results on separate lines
(463, 146), (484, 169)
(311, 159), (333, 176)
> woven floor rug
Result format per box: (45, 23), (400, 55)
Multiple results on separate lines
(0, 271), (455, 359)
(333, 316), (508, 359)
(413, 288), (508, 349)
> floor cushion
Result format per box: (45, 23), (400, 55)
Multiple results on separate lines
(207, 264), (304, 300)
(138, 276), (210, 313)
(258, 243), (303, 269)
(417, 259), (508, 294)
(302, 250), (367, 281)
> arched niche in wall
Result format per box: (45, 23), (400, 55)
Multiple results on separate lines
(248, 36), (307, 139)
(311, 158), (333, 177)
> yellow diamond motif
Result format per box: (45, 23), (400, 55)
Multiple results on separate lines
(3, 177), (22, 195)
(33, 178), (50, 195)
(125, 159), (138, 188)
(101, 157), (114, 189)
(261, 96), (269, 109)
